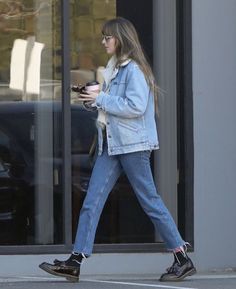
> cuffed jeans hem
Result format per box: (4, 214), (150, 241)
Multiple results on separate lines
(166, 241), (191, 252)
(72, 250), (91, 258)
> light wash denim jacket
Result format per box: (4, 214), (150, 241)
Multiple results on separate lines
(95, 60), (159, 156)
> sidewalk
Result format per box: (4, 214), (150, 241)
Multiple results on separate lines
(1, 272), (236, 289)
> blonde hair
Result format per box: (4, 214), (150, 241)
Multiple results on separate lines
(102, 17), (158, 106)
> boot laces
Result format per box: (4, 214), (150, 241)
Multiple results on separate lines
(166, 260), (181, 274)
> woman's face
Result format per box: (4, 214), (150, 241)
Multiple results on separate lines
(102, 35), (116, 55)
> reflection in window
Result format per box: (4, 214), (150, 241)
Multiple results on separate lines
(0, 0), (61, 101)
(0, 128), (30, 244)
(0, 0), (64, 246)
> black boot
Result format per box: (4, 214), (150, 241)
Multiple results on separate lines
(39, 253), (87, 282)
(159, 250), (196, 282)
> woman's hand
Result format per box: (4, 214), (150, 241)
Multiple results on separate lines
(78, 91), (99, 101)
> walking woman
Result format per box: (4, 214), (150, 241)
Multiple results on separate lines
(39, 17), (196, 282)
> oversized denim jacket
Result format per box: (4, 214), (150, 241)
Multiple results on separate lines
(95, 60), (159, 156)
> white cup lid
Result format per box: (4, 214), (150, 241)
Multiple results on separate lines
(85, 84), (100, 91)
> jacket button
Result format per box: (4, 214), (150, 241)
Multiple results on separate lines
(108, 135), (111, 138)
(107, 121), (110, 125)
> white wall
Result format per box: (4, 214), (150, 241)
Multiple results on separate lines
(192, 0), (236, 271)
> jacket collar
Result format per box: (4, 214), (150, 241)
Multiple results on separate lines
(120, 58), (131, 67)
(102, 56), (131, 88)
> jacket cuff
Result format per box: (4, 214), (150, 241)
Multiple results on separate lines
(82, 101), (97, 112)
(95, 91), (107, 110)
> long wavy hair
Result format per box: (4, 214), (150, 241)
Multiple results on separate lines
(102, 17), (158, 107)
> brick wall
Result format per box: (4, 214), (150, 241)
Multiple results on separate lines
(71, 0), (116, 71)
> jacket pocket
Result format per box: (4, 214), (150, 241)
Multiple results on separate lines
(112, 80), (126, 95)
(115, 120), (147, 146)
(117, 121), (139, 132)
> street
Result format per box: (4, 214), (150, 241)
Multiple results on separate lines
(0, 272), (236, 289)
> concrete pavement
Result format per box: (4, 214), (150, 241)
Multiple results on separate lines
(1, 272), (236, 289)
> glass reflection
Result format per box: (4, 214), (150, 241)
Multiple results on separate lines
(0, 0), (63, 245)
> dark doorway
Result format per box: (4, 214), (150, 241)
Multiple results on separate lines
(117, 0), (153, 64)
(176, 0), (194, 244)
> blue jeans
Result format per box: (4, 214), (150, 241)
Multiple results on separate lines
(73, 143), (185, 256)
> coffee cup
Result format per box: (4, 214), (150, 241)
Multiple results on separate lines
(85, 81), (100, 92)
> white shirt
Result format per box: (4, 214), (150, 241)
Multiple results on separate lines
(97, 56), (131, 128)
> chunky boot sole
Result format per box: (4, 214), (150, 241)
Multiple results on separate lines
(39, 262), (79, 282)
(175, 267), (197, 281)
(66, 276), (79, 282)
(160, 267), (196, 282)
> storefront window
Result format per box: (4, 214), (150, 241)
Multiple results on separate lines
(0, 0), (64, 245)
(0, 0), (166, 249)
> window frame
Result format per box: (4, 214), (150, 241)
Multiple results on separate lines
(176, 0), (194, 245)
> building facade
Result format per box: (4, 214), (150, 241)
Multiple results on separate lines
(0, 0), (236, 276)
